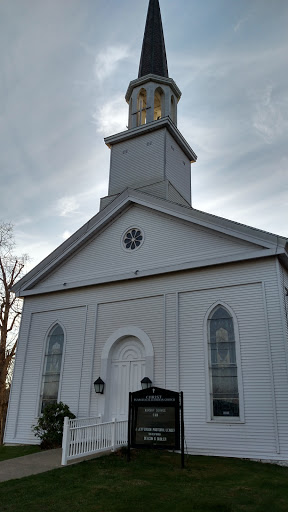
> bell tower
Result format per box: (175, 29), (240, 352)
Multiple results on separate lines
(127, 0), (179, 129)
(101, 0), (197, 211)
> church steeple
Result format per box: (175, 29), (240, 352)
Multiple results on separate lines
(138, 0), (169, 78)
(125, 0), (181, 130)
(102, 0), (197, 211)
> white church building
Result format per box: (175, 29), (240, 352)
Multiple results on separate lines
(5, 0), (288, 461)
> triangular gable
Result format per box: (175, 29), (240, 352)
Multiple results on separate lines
(32, 203), (265, 291)
(13, 188), (288, 296)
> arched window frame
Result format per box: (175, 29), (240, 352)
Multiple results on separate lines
(37, 321), (66, 415)
(128, 98), (133, 129)
(203, 302), (245, 423)
(170, 94), (176, 123)
(154, 86), (164, 121)
(137, 88), (147, 126)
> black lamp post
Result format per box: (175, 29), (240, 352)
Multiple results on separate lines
(94, 377), (105, 394)
(141, 377), (152, 390)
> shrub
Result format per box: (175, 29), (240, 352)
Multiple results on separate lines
(33, 402), (75, 450)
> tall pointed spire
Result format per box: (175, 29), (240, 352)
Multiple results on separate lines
(103, 0), (197, 212)
(138, 0), (169, 78)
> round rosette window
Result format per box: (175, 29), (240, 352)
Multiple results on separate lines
(123, 228), (143, 251)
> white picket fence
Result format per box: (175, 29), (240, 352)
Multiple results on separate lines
(61, 417), (128, 465)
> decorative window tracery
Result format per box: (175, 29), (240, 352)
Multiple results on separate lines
(40, 324), (64, 413)
(123, 228), (143, 251)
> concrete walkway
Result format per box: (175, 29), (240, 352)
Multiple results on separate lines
(0, 448), (113, 483)
(0, 448), (62, 483)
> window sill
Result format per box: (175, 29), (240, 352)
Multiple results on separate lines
(206, 418), (245, 425)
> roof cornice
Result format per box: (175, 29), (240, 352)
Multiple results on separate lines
(16, 248), (286, 298)
(12, 187), (288, 295)
(12, 190), (131, 293)
(125, 74), (181, 102)
(104, 116), (197, 163)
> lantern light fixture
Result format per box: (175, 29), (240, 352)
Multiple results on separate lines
(94, 377), (105, 394)
(141, 377), (152, 390)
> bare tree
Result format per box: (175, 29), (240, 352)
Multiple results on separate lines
(0, 222), (27, 444)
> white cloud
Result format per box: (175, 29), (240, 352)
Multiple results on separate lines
(14, 234), (57, 270)
(56, 196), (80, 217)
(234, 15), (250, 33)
(13, 216), (33, 227)
(94, 96), (128, 135)
(251, 84), (288, 144)
(61, 230), (72, 240)
(94, 45), (130, 82)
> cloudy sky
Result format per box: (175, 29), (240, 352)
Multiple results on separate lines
(1, 0), (287, 270)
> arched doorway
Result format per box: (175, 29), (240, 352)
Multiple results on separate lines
(100, 326), (154, 421)
(109, 336), (145, 420)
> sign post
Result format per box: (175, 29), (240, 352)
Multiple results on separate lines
(127, 392), (132, 462)
(180, 391), (184, 469)
(127, 386), (184, 468)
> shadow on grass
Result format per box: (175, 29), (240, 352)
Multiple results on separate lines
(0, 449), (287, 512)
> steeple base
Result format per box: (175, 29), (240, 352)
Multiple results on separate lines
(104, 117), (197, 206)
(99, 179), (192, 211)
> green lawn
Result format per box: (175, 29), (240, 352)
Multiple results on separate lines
(0, 445), (40, 462)
(0, 449), (287, 512)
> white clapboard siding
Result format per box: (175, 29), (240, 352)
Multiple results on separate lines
(34, 205), (262, 291)
(167, 182), (191, 207)
(101, 180), (190, 211)
(165, 293), (178, 391)
(285, 267), (288, 342)
(108, 128), (192, 205)
(136, 180), (189, 207)
(5, 306), (87, 444)
(4, 300), (35, 443)
(264, 260), (288, 455)
(276, 262), (288, 451)
(108, 130), (165, 195)
(136, 180), (167, 200)
(280, 263), (288, 344)
(179, 283), (277, 456)
(165, 131), (191, 204)
(5, 257), (288, 459)
(77, 304), (98, 418)
(100, 194), (119, 211)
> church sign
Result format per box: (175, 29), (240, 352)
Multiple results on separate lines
(128, 387), (184, 467)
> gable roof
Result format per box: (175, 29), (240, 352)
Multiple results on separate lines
(33, 204), (264, 293)
(12, 188), (288, 297)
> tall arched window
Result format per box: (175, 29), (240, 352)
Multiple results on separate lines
(208, 306), (239, 418)
(40, 324), (64, 413)
(154, 87), (164, 120)
(137, 88), (147, 126)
